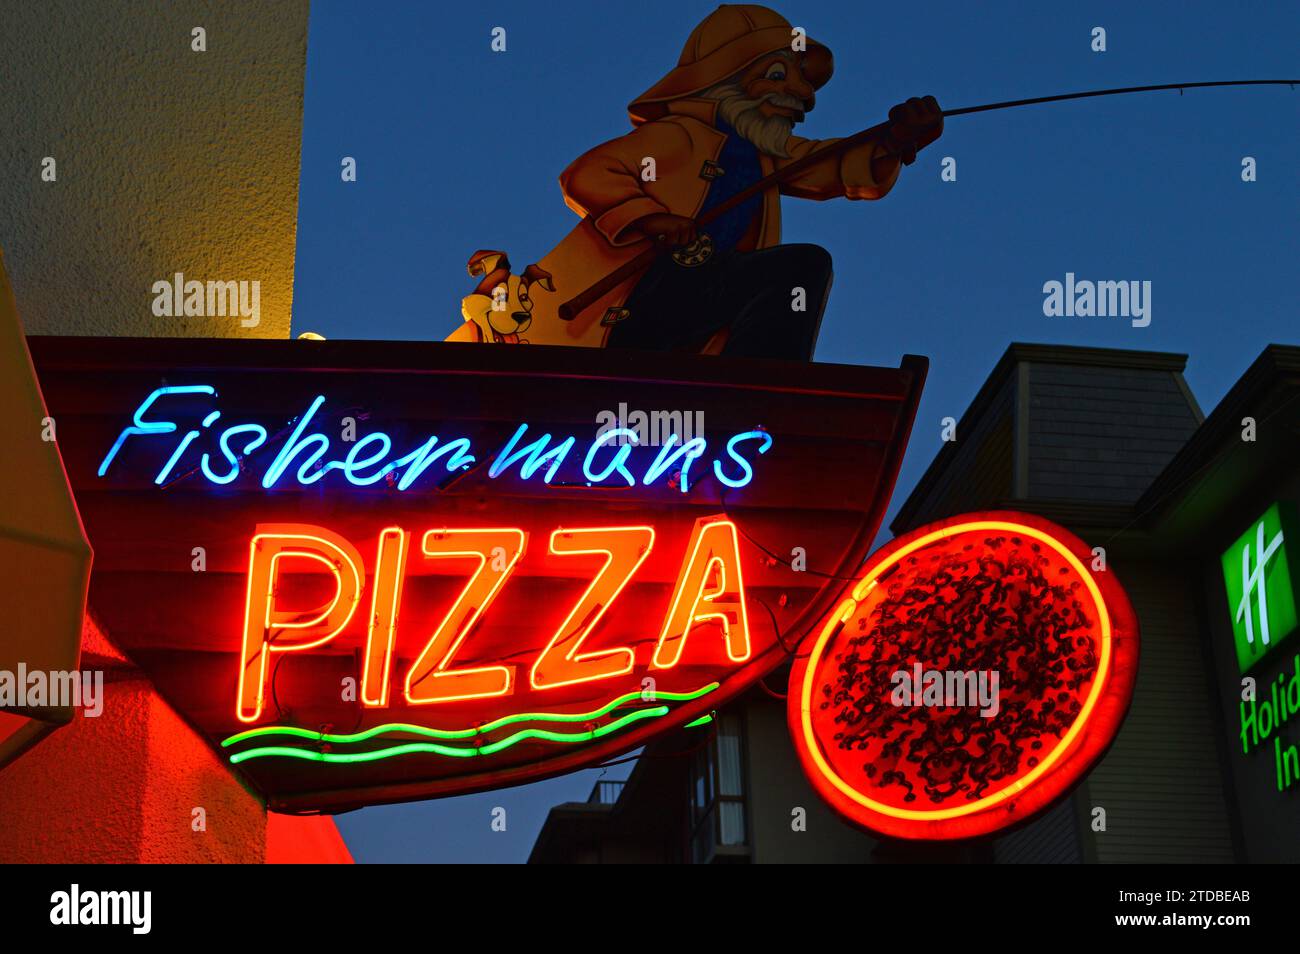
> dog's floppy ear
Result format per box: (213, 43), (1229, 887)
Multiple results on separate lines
(467, 250), (510, 277)
(522, 263), (555, 292)
(468, 250), (513, 298)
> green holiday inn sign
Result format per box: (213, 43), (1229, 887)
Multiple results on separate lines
(1223, 502), (1300, 674)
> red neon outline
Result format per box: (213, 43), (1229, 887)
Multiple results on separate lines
(652, 517), (751, 669)
(786, 511), (1140, 841)
(237, 524), (364, 723)
(360, 527), (410, 707)
(404, 528), (527, 705)
(530, 525), (654, 691)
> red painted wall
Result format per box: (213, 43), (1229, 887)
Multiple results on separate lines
(0, 616), (352, 863)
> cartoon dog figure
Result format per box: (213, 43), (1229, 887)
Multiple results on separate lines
(455, 250), (555, 344)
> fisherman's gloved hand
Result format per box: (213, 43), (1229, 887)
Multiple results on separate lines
(633, 212), (698, 247)
(884, 95), (943, 165)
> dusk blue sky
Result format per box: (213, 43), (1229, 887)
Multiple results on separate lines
(291, 1), (1299, 862)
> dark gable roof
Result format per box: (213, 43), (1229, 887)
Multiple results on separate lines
(892, 342), (1190, 534)
(1133, 344), (1300, 528)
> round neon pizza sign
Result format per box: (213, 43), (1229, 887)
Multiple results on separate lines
(788, 511), (1139, 840)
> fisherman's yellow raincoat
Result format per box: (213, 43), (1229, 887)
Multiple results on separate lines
(448, 5), (899, 348)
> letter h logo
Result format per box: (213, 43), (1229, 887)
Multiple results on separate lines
(1223, 502), (1300, 673)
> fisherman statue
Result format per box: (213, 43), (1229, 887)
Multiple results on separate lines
(449, 4), (943, 359)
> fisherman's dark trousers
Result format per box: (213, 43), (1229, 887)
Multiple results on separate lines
(606, 243), (833, 361)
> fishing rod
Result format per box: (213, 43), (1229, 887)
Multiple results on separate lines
(557, 79), (1298, 322)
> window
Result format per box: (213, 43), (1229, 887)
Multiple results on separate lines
(687, 712), (749, 863)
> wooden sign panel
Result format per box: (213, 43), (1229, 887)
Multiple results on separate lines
(29, 337), (925, 812)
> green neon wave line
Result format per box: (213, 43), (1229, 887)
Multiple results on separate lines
(228, 706), (670, 764)
(221, 682), (719, 748)
(685, 714), (715, 728)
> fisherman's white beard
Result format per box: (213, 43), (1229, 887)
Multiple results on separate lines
(706, 84), (803, 158)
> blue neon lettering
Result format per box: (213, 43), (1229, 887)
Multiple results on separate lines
(102, 388), (773, 493)
(155, 410), (224, 485)
(155, 430), (200, 485)
(98, 385), (216, 477)
(201, 424), (268, 484)
(644, 434), (709, 493)
(712, 430), (772, 488)
(333, 432), (393, 485)
(262, 396), (328, 488)
(489, 424), (575, 483)
(294, 436), (333, 485)
(583, 428), (638, 487)
(393, 437), (475, 490)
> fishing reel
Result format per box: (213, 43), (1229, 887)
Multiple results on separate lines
(671, 233), (714, 267)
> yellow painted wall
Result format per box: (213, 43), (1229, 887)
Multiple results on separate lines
(0, 0), (309, 339)
(0, 2), (347, 863)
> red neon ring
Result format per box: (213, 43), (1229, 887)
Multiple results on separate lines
(787, 511), (1139, 841)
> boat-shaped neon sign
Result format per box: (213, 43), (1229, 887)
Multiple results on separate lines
(29, 336), (925, 813)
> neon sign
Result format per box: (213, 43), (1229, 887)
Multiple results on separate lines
(788, 512), (1139, 841)
(28, 336), (928, 813)
(33, 338), (1144, 837)
(235, 518), (751, 724)
(1222, 502), (1300, 674)
(1224, 503), (1300, 796)
(223, 683), (721, 765)
(1237, 649), (1300, 793)
(97, 386), (772, 493)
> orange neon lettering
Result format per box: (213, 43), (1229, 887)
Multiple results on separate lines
(237, 524), (364, 723)
(405, 528), (527, 704)
(360, 527), (410, 707)
(531, 525), (653, 691)
(652, 517), (751, 669)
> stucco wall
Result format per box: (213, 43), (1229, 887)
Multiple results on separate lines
(0, 613), (354, 863)
(0, 0), (309, 339)
(0, 2), (359, 863)
(0, 674), (268, 863)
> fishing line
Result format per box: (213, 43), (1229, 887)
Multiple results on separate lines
(560, 79), (1298, 320)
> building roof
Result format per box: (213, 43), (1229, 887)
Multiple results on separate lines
(892, 343), (1193, 534)
(891, 340), (1300, 556)
(1131, 344), (1300, 548)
